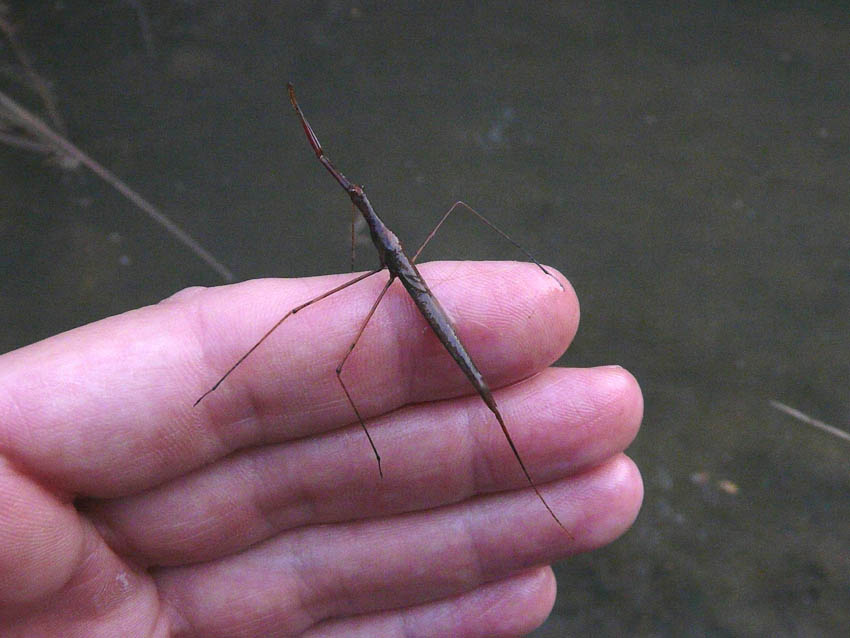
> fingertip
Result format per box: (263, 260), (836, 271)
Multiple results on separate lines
(575, 454), (644, 549)
(495, 566), (558, 636)
(610, 454), (645, 535)
(595, 365), (644, 444)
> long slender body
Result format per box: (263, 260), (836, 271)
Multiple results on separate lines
(289, 87), (491, 398)
(347, 182), (495, 413)
(197, 86), (568, 535)
(287, 84), (568, 534)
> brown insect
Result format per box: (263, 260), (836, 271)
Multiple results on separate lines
(196, 84), (569, 535)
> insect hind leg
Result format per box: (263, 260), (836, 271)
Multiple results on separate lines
(335, 274), (396, 477)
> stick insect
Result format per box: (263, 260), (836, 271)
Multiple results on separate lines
(196, 84), (570, 535)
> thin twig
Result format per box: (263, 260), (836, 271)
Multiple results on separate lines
(0, 15), (66, 133)
(0, 89), (234, 282)
(0, 128), (53, 153)
(769, 400), (850, 444)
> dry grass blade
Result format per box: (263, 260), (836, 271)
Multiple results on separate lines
(0, 14), (66, 133)
(0, 89), (234, 282)
(769, 400), (850, 444)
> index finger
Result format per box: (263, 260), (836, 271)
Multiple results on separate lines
(0, 261), (578, 497)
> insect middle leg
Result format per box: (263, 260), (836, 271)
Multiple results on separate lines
(335, 274), (397, 478)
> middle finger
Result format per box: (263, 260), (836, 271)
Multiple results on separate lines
(89, 365), (641, 565)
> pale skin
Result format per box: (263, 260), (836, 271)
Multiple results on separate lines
(0, 260), (643, 637)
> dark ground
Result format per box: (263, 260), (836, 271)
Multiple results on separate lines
(1, 2), (847, 635)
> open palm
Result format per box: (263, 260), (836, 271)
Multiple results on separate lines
(0, 261), (642, 637)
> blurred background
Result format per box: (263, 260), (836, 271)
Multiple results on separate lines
(1, 1), (847, 635)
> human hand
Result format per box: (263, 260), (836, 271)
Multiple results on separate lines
(0, 261), (642, 637)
